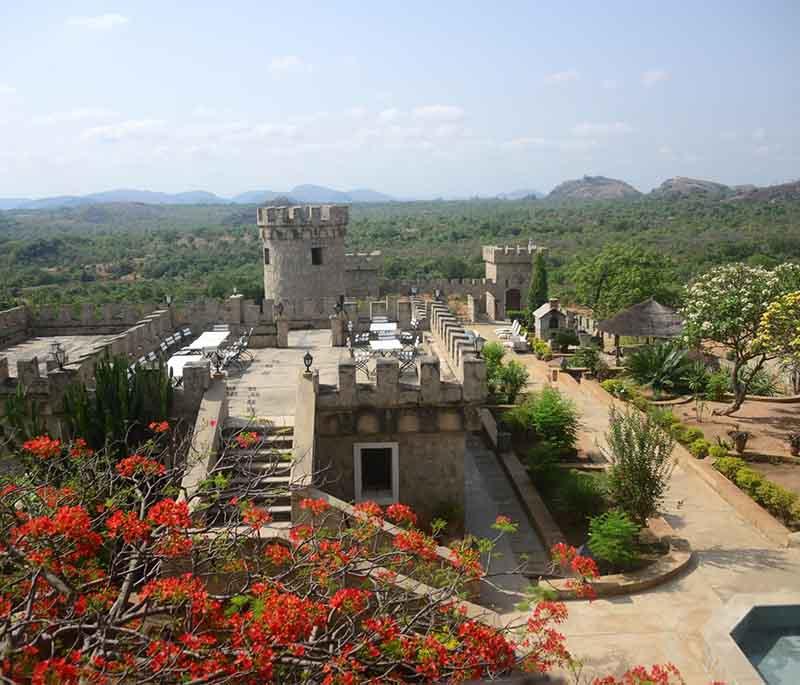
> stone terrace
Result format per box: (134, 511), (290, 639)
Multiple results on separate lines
(2, 334), (117, 378)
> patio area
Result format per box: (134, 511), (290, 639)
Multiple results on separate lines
(1, 334), (116, 377)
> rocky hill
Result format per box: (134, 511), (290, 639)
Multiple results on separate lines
(547, 175), (641, 201)
(730, 180), (800, 202)
(650, 177), (734, 199)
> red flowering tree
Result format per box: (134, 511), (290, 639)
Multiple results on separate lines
(1, 425), (704, 684)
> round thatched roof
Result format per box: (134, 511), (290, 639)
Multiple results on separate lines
(597, 298), (684, 338)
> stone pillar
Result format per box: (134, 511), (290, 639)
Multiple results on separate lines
(225, 293), (244, 326)
(397, 299), (412, 330)
(182, 359), (211, 411)
(330, 312), (348, 347)
(462, 357), (487, 403)
(276, 318), (289, 348)
(418, 356), (441, 403)
(375, 358), (399, 405)
(17, 358), (40, 386)
(466, 294), (476, 322)
(337, 360), (356, 405)
(47, 368), (77, 413)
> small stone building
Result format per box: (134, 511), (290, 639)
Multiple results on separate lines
(533, 298), (567, 341)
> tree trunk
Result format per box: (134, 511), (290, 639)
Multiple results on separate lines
(716, 357), (744, 416)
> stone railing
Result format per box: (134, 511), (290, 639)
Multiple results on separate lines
(429, 300), (487, 396)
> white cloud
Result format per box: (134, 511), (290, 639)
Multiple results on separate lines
(268, 55), (311, 75)
(572, 121), (633, 137)
(544, 69), (579, 85)
(752, 127), (766, 141)
(504, 136), (598, 152)
(345, 107), (367, 119)
(378, 108), (401, 122)
(80, 119), (166, 142)
(66, 14), (129, 30)
(642, 69), (669, 87)
(0, 84), (16, 95)
(601, 79), (619, 90)
(33, 108), (117, 125)
(411, 105), (464, 122)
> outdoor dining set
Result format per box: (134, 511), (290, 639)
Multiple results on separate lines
(348, 316), (423, 378)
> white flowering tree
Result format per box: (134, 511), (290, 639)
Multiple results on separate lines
(682, 263), (800, 415)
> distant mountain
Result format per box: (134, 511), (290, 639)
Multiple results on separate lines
(0, 185), (395, 211)
(496, 188), (542, 200)
(547, 176), (642, 201)
(230, 190), (280, 204)
(346, 188), (395, 203)
(650, 177), (734, 199)
(729, 180), (800, 202)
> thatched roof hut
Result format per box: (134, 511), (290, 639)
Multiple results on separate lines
(597, 298), (684, 339)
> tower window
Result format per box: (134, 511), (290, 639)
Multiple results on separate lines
(263, 248), (270, 265)
(311, 247), (323, 265)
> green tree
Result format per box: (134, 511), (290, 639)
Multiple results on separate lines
(604, 406), (675, 525)
(683, 263), (800, 414)
(569, 244), (679, 318)
(527, 251), (549, 313)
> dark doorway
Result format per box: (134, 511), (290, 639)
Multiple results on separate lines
(505, 288), (521, 312)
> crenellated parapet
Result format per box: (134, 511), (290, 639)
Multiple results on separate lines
(482, 243), (544, 264)
(257, 205), (349, 228)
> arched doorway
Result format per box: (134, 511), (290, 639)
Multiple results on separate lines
(505, 288), (521, 312)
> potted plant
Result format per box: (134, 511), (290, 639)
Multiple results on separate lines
(788, 433), (800, 457)
(727, 428), (751, 454)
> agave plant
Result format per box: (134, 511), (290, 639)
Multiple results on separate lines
(624, 343), (692, 398)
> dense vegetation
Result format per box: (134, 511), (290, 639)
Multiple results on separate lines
(2, 196), (800, 311)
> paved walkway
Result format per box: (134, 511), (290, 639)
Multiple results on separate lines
(472, 323), (800, 682)
(465, 434), (549, 611)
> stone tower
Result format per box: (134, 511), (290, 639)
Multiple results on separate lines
(257, 205), (349, 317)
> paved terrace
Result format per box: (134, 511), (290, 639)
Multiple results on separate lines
(472, 323), (800, 683)
(1, 334), (116, 377)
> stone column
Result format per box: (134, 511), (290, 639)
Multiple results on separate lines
(337, 360), (357, 405)
(375, 358), (399, 405)
(17, 358), (40, 386)
(419, 356), (441, 403)
(276, 318), (290, 348)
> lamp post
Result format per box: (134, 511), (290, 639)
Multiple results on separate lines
(49, 341), (67, 370)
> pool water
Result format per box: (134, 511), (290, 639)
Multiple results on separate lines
(731, 605), (800, 685)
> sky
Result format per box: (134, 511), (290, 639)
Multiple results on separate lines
(1, 1), (798, 198)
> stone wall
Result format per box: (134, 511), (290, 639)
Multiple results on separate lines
(313, 357), (480, 526)
(0, 306), (29, 348)
(428, 300), (487, 395)
(30, 303), (157, 336)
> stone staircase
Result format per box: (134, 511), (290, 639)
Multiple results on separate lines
(202, 420), (295, 526)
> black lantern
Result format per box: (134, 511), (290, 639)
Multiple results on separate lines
(303, 351), (313, 373)
(49, 341), (67, 370)
(474, 335), (486, 358)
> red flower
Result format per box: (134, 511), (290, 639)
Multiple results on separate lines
(241, 502), (272, 529)
(22, 435), (61, 459)
(385, 503), (417, 526)
(116, 455), (165, 478)
(234, 431), (259, 449)
(106, 510), (151, 544)
(289, 524), (313, 544)
(300, 497), (331, 516)
(147, 499), (191, 529)
(354, 500), (383, 519)
(393, 529), (438, 561)
(329, 588), (371, 613)
(264, 543), (292, 565)
(68, 438), (93, 459)
(148, 420), (169, 434)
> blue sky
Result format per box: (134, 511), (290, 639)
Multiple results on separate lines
(1, 1), (798, 197)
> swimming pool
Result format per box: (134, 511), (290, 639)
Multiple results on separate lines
(731, 605), (800, 685)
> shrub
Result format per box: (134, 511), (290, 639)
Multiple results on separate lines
(505, 387), (580, 451)
(708, 445), (729, 459)
(496, 361), (529, 404)
(569, 345), (600, 372)
(556, 470), (607, 521)
(648, 407), (679, 431)
(689, 439), (712, 459)
(681, 427), (704, 444)
(734, 467), (764, 495)
(530, 337), (550, 359)
(604, 406), (676, 525)
(706, 371), (730, 401)
(745, 367), (779, 397)
(553, 328), (579, 352)
(669, 423), (688, 443)
(713, 456), (747, 479)
(624, 343), (692, 398)
(754, 481), (798, 523)
(483, 341), (505, 393)
(525, 442), (562, 494)
(588, 510), (640, 569)
(601, 378), (641, 402)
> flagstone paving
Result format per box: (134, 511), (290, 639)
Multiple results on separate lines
(470, 323), (800, 682)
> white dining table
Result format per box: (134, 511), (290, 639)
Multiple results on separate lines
(369, 339), (403, 355)
(188, 331), (229, 354)
(167, 349), (204, 379)
(369, 322), (397, 333)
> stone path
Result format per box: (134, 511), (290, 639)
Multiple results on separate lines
(471, 323), (800, 682)
(464, 434), (549, 611)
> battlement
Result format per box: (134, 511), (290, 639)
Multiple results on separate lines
(482, 243), (544, 264)
(257, 205), (349, 227)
